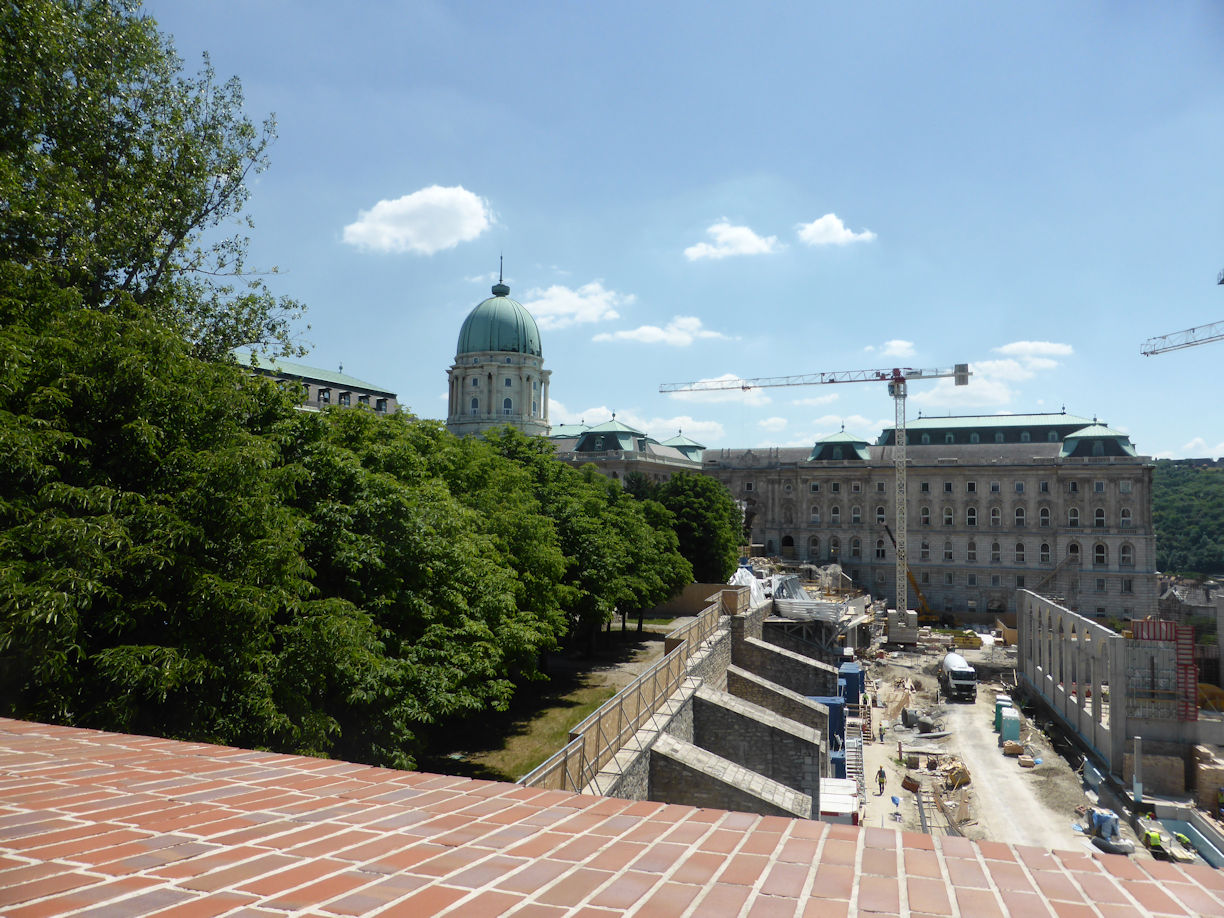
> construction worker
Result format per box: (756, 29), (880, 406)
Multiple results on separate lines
(879, 722), (886, 743)
(876, 765), (886, 796)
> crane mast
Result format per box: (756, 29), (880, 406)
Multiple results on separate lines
(661, 363), (969, 616)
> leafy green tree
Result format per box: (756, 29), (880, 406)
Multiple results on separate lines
(0, 0), (303, 358)
(1153, 461), (1224, 575)
(656, 472), (742, 582)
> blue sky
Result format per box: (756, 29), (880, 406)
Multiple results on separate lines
(145, 1), (1224, 457)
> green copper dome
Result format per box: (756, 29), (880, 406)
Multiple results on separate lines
(456, 283), (542, 357)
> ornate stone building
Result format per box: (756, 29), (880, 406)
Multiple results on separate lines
(244, 356), (397, 413)
(701, 413), (1157, 619)
(446, 279), (550, 438)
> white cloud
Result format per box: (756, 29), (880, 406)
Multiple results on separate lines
(661, 373), (773, 406)
(758, 416), (788, 432)
(1181, 437), (1224, 456)
(593, 315), (730, 346)
(791, 393), (839, 407)
(466, 271), (498, 284)
(684, 221), (780, 261)
(342, 185), (492, 254)
(864, 339), (916, 359)
(796, 213), (876, 246)
(548, 399), (725, 443)
(521, 281), (632, 330)
(993, 340), (1074, 359)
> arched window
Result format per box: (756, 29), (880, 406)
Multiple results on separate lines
(504, 377), (513, 387)
(995, 432), (1005, 444)
(808, 535), (820, 556)
(1068, 507), (1080, 527)
(469, 397), (479, 416)
(503, 397), (513, 415)
(1094, 508), (1106, 528)
(991, 541), (1001, 563)
(944, 541), (954, 561)
(874, 539), (885, 559)
(921, 506), (931, 526)
(1020, 431), (1031, 443)
(945, 433), (955, 444)
(970, 432), (980, 444)
(1015, 542), (1025, 563)
(532, 400), (539, 415)
(990, 507), (1001, 527)
(1094, 543), (1108, 566)
(920, 540), (930, 560)
(875, 506), (886, 524)
(943, 507), (954, 526)
(1015, 507), (1026, 527)
(830, 506), (841, 524)
(1068, 543), (1080, 561)
(967, 540), (977, 562)
(810, 505), (821, 522)
(921, 433), (931, 445)
(1039, 507), (1051, 527)
(851, 506), (861, 524)
(966, 507), (977, 526)
(1121, 508), (1132, 528)
(829, 537), (840, 558)
(1120, 544), (1134, 567)
(1040, 543), (1051, 564)
(1047, 431), (1058, 442)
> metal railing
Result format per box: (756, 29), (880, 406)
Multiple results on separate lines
(518, 600), (724, 791)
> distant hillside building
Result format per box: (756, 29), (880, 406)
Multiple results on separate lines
(701, 412), (1157, 619)
(243, 355), (397, 413)
(446, 279), (551, 438)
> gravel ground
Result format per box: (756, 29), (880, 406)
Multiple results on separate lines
(861, 648), (1147, 857)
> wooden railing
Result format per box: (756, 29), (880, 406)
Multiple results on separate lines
(519, 599), (725, 791)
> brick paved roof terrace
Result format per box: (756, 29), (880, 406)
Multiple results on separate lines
(2, 718), (1222, 916)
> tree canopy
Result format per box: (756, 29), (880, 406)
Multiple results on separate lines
(630, 472), (742, 583)
(1153, 461), (1224, 576)
(0, 1), (693, 769)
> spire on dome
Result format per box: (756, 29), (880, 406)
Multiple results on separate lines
(491, 256), (510, 297)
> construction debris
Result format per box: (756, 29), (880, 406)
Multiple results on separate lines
(1018, 754), (1036, 768)
(1002, 740), (1024, 757)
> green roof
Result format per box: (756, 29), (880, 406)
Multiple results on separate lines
(549, 423), (589, 439)
(808, 429), (871, 461)
(584, 417), (646, 436)
(456, 283), (542, 357)
(660, 433), (705, 449)
(905, 412), (1095, 430)
(1060, 424), (1138, 458)
(238, 353), (395, 395)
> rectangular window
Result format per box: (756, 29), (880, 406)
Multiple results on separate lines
(920, 572), (930, 585)
(358, 394), (370, 406)
(990, 481), (1000, 493)
(967, 574), (977, 587)
(920, 481), (930, 493)
(1120, 480), (1132, 494)
(338, 392), (351, 407)
(1122, 578), (1133, 594)
(1040, 481), (1049, 493)
(318, 388), (331, 404)
(944, 546), (953, 561)
(944, 482), (953, 493)
(810, 482), (820, 493)
(1015, 482), (1025, 494)
(852, 482), (861, 493)
(990, 574), (1001, 587)
(876, 481), (886, 492)
(375, 398), (387, 413)
(1016, 575), (1025, 588)
(1069, 481), (1079, 493)
(1094, 480), (1105, 494)
(831, 482), (840, 493)
(944, 573), (954, 585)
(1095, 578), (1106, 593)
(744, 482), (754, 492)
(966, 481), (977, 494)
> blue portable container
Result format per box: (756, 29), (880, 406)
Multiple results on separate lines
(830, 749), (847, 779)
(839, 661), (865, 698)
(810, 695), (846, 745)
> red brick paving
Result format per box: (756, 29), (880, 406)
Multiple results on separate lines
(2, 717), (1223, 916)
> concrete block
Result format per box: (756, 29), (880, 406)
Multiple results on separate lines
(649, 733), (813, 820)
(732, 636), (839, 697)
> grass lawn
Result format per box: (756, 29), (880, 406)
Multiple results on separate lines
(418, 630), (666, 782)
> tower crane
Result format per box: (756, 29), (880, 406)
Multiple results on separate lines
(1139, 268), (1224, 355)
(660, 364), (970, 615)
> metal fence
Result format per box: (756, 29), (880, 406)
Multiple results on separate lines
(518, 599), (724, 791)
